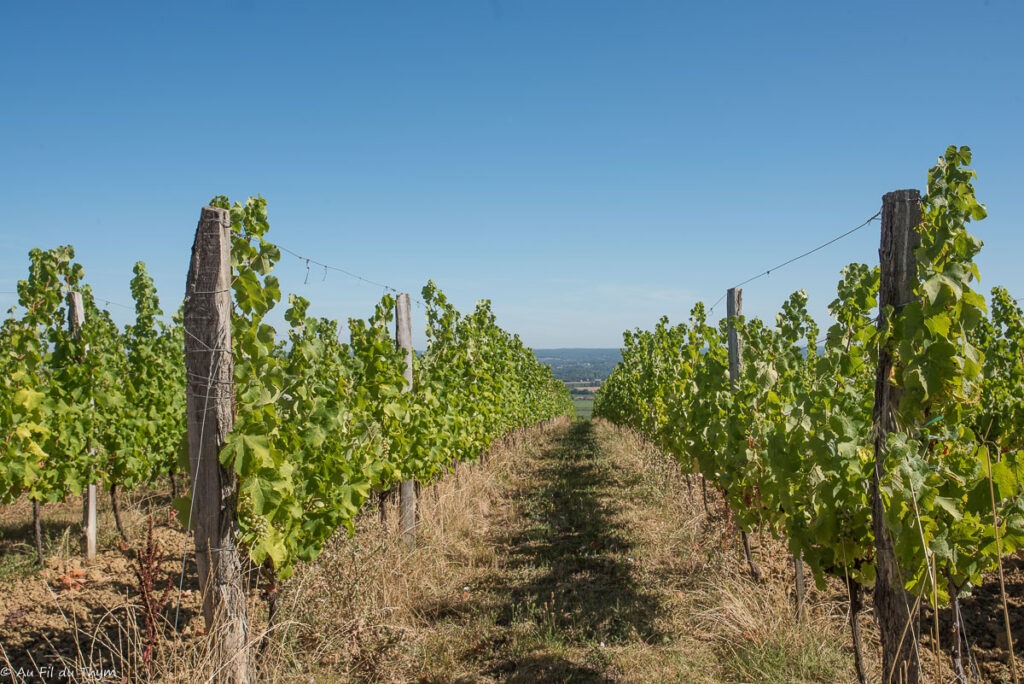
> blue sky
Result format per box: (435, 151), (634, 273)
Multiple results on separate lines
(1, 1), (1021, 348)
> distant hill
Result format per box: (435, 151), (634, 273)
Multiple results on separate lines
(532, 348), (621, 384)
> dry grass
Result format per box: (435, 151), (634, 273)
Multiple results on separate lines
(257, 421), (571, 682)
(591, 420), (864, 684)
(690, 565), (861, 683)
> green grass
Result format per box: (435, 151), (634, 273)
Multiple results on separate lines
(0, 542), (39, 581)
(573, 398), (594, 420)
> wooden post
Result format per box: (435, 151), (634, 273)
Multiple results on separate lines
(794, 554), (806, 620)
(396, 293), (416, 550)
(847, 575), (869, 684)
(184, 206), (249, 684)
(871, 189), (922, 684)
(33, 501), (44, 566)
(726, 287), (742, 392)
(726, 288), (762, 582)
(68, 291), (97, 561)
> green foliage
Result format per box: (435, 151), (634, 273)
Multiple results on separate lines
(0, 195), (571, 584)
(212, 194), (573, 579)
(596, 146), (1024, 610)
(107, 262), (186, 491)
(879, 146), (1022, 603)
(0, 249), (184, 513)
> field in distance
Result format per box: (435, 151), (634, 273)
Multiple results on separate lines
(533, 349), (619, 419)
(533, 348), (620, 385)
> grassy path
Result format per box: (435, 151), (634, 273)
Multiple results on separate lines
(364, 418), (858, 683)
(469, 420), (673, 680)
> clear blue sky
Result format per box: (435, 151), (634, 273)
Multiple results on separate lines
(2, 1), (1021, 349)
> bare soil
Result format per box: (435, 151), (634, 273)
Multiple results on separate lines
(939, 554), (1024, 682)
(0, 491), (255, 682)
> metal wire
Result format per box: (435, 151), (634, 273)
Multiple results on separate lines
(708, 209), (882, 316)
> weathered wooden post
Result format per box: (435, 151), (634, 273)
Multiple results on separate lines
(726, 287), (762, 582)
(184, 206), (249, 684)
(67, 291), (97, 561)
(793, 554), (806, 619)
(396, 293), (417, 550)
(726, 287), (742, 386)
(871, 189), (922, 684)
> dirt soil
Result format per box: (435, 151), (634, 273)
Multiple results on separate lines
(947, 554), (1024, 682)
(0, 492), (269, 683)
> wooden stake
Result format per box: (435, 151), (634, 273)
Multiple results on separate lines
(794, 554), (806, 620)
(33, 500), (43, 566)
(184, 206), (249, 684)
(82, 483), (97, 559)
(68, 291), (97, 561)
(726, 287), (742, 391)
(111, 483), (126, 540)
(984, 444), (1019, 683)
(396, 293), (416, 550)
(726, 287), (762, 582)
(871, 189), (922, 684)
(948, 574), (968, 683)
(932, 554), (941, 684)
(847, 576), (868, 684)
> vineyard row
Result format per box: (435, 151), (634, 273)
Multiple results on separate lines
(594, 146), (1024, 683)
(1, 195), (575, 682)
